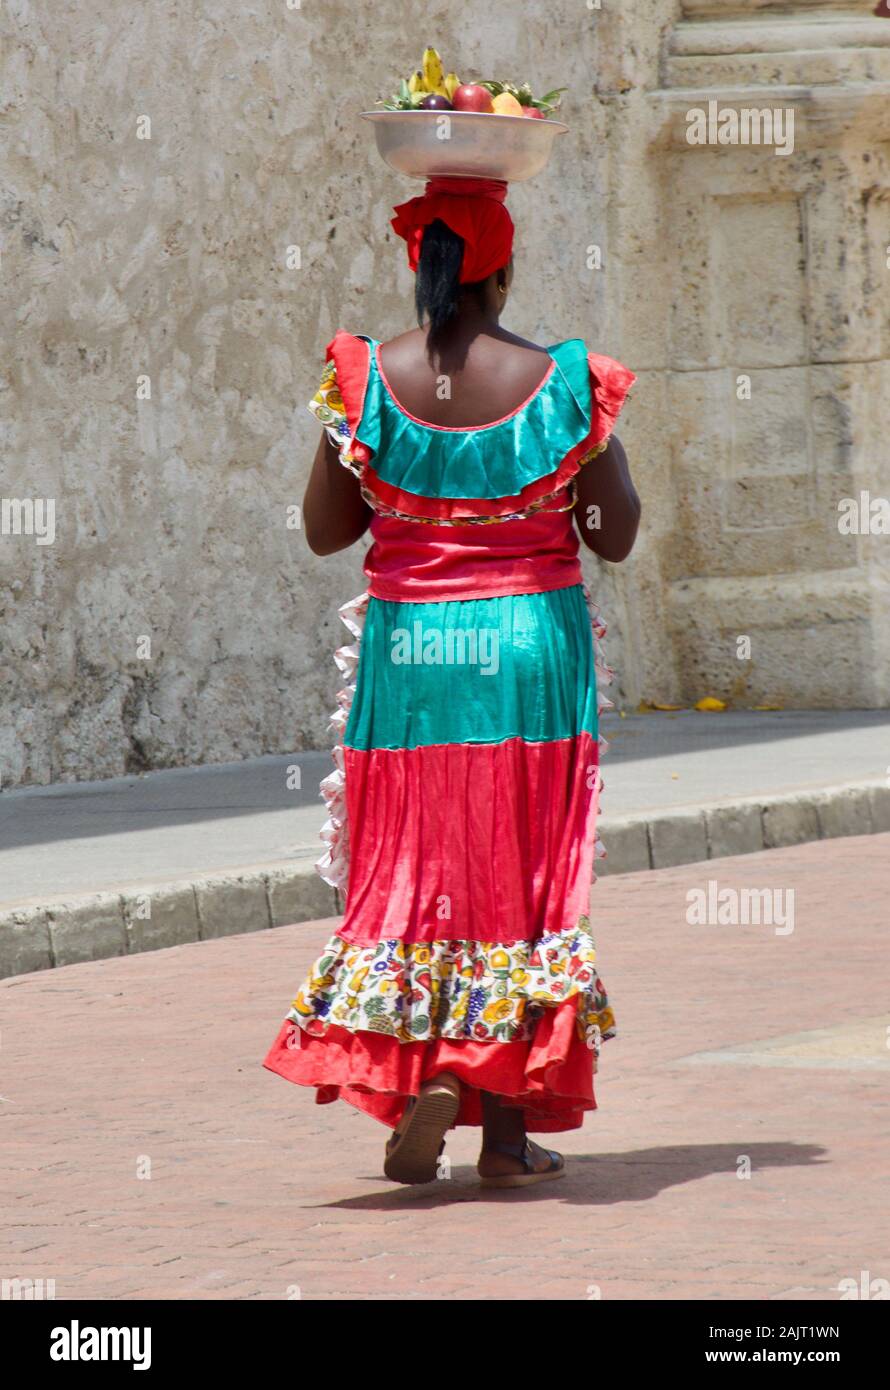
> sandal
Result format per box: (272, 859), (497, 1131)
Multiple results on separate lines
(478, 1138), (566, 1189)
(383, 1074), (460, 1185)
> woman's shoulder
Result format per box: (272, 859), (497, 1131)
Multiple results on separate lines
(378, 328), (554, 393)
(486, 332), (556, 386)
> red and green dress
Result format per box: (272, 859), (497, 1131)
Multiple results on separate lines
(263, 330), (636, 1132)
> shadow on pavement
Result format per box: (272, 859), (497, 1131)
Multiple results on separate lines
(312, 1141), (828, 1208)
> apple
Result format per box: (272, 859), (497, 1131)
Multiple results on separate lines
(451, 83), (494, 113)
(523, 107), (546, 119)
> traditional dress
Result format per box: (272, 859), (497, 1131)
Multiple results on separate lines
(263, 327), (636, 1133)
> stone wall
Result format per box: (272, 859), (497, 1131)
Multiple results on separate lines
(612, 0), (890, 710)
(2, 0), (888, 789)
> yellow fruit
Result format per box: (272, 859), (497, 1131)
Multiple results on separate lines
(408, 70), (424, 94)
(491, 92), (524, 117)
(444, 72), (461, 99)
(422, 47), (445, 95)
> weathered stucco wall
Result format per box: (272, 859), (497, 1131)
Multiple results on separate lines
(2, 0), (888, 789)
(603, 0), (890, 710)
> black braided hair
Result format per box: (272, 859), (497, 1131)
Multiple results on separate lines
(414, 218), (486, 341)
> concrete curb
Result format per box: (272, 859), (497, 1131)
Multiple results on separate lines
(0, 860), (337, 980)
(2, 780), (888, 979)
(596, 780), (890, 877)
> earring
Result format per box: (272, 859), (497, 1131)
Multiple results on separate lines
(498, 283), (507, 294)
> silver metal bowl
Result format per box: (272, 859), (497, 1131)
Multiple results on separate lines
(360, 109), (568, 183)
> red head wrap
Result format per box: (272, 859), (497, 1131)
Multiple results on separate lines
(390, 176), (514, 284)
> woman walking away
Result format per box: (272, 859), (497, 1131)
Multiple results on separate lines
(263, 174), (640, 1187)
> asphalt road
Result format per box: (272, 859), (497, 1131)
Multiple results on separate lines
(2, 710), (889, 905)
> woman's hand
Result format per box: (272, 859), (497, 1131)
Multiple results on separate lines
(302, 431), (372, 556)
(573, 433), (641, 563)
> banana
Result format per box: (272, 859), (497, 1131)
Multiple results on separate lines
(422, 47), (446, 96)
(408, 70), (424, 94)
(444, 71), (461, 99)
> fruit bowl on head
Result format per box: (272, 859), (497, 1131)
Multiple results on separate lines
(361, 107), (569, 183)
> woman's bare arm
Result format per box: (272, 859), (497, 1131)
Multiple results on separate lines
(302, 431), (372, 556)
(573, 434), (641, 562)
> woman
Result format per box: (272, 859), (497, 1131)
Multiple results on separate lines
(263, 175), (640, 1187)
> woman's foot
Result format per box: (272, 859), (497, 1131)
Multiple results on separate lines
(383, 1072), (461, 1186)
(477, 1137), (566, 1188)
(477, 1089), (566, 1188)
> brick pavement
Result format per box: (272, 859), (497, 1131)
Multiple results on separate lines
(2, 833), (888, 1301)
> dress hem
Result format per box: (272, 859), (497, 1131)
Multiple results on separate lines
(263, 1009), (605, 1134)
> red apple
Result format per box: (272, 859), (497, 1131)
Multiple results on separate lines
(451, 83), (494, 113)
(523, 106), (546, 119)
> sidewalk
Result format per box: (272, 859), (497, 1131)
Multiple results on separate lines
(2, 711), (890, 975)
(2, 832), (888, 1300)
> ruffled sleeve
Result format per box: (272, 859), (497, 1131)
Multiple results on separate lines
(578, 353), (637, 458)
(307, 359), (364, 478)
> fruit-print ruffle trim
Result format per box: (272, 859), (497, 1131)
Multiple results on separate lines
(281, 919), (616, 1051)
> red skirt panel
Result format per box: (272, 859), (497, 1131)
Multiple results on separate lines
(263, 999), (597, 1133)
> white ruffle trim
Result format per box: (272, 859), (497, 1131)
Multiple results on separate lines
(316, 590), (370, 893)
(583, 583), (615, 876)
